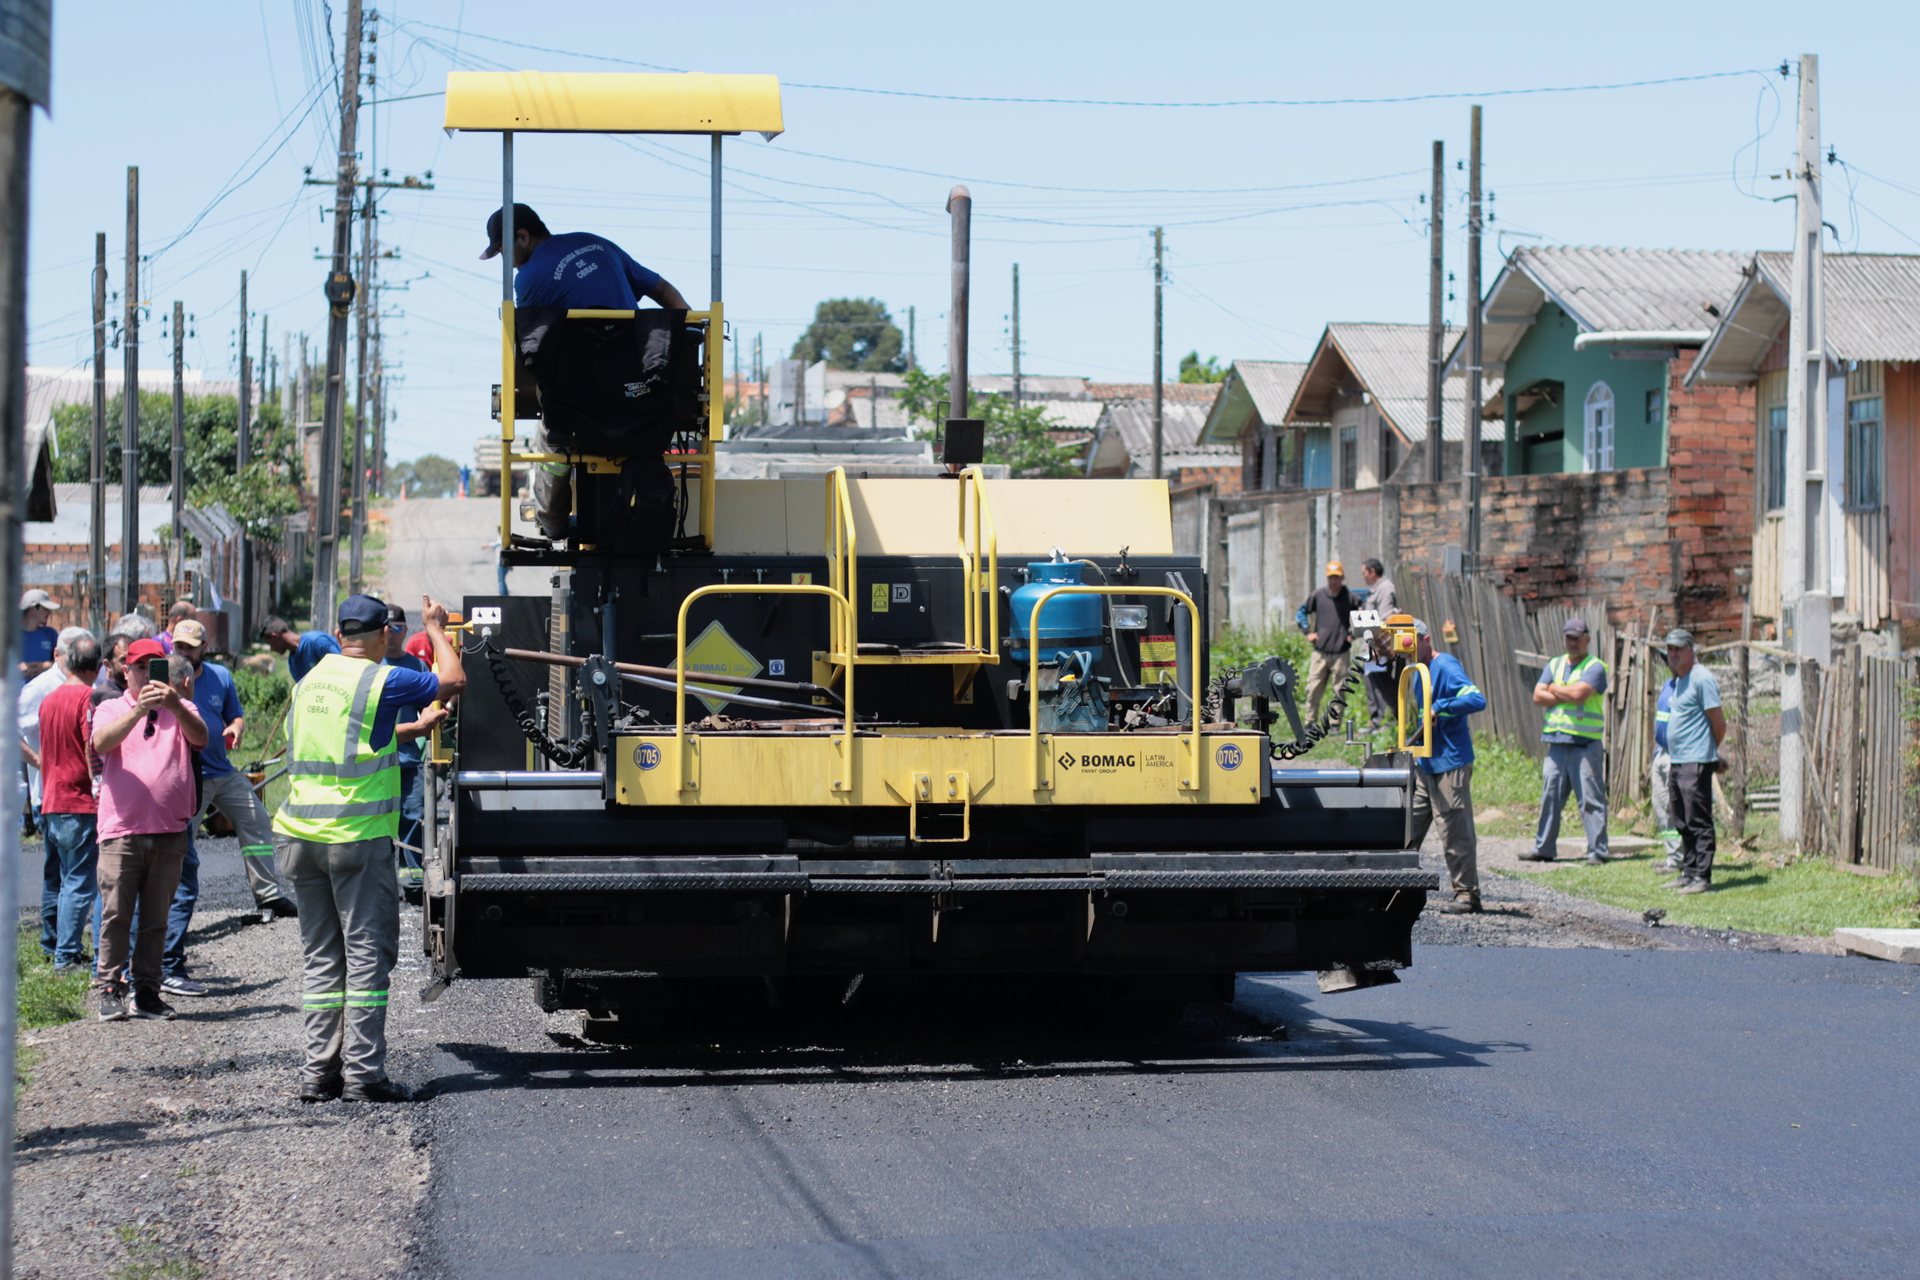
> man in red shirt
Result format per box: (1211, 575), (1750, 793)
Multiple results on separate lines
(90, 640), (207, 1021)
(35, 634), (104, 972)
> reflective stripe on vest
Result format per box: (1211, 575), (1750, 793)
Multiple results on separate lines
(272, 653), (402, 844)
(1543, 654), (1605, 740)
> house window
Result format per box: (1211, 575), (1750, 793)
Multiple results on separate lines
(1765, 405), (1788, 511)
(1381, 424), (1401, 483)
(1338, 425), (1358, 489)
(1645, 388), (1662, 426)
(1846, 396), (1883, 511)
(1583, 382), (1615, 472)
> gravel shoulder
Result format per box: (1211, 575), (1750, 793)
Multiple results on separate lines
(12, 836), (434, 1279)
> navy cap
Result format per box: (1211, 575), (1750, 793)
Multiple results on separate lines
(1563, 617), (1590, 636)
(481, 203), (546, 260)
(337, 593), (389, 636)
(385, 602), (408, 629)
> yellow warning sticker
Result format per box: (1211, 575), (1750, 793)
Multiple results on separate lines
(871, 582), (891, 613)
(677, 620), (764, 715)
(1139, 634), (1178, 685)
(790, 571), (813, 585)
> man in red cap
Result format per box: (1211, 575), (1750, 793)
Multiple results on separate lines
(90, 641), (207, 1021)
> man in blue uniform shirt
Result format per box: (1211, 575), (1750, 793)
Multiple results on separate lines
(480, 203), (688, 311)
(261, 617), (342, 684)
(1407, 619), (1489, 914)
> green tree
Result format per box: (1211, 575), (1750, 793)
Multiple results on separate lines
(399, 454), (461, 498)
(53, 391), (305, 543)
(897, 367), (1076, 478)
(1178, 351), (1225, 384)
(791, 298), (906, 372)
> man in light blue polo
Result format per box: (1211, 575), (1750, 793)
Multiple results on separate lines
(1662, 629), (1725, 895)
(1527, 617), (1609, 865)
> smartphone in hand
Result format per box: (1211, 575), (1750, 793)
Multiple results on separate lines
(147, 656), (170, 682)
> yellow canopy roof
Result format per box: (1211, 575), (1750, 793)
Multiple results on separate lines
(443, 71), (783, 137)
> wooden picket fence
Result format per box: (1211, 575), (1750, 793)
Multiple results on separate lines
(1802, 649), (1920, 871)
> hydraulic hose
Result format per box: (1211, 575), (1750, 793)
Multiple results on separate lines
(1271, 664), (1367, 761)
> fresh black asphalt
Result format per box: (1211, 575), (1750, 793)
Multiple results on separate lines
(418, 945), (1920, 1278)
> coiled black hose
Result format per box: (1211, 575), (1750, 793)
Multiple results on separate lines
(484, 640), (597, 768)
(1271, 664), (1367, 761)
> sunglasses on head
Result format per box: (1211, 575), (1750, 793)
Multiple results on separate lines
(143, 710), (158, 739)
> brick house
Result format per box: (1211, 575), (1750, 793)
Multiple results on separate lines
(1394, 247), (1760, 641)
(1687, 252), (1920, 636)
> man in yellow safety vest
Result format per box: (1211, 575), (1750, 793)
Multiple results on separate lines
(273, 593), (465, 1103)
(1526, 617), (1610, 865)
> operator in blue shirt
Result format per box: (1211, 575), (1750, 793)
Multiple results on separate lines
(380, 603), (445, 900)
(480, 203), (689, 311)
(1406, 618), (1489, 914)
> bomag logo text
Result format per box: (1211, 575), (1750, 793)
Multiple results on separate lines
(1081, 753), (1136, 769)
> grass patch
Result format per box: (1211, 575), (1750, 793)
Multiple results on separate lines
(112, 1225), (206, 1280)
(1504, 848), (1920, 937)
(18, 926), (89, 1029)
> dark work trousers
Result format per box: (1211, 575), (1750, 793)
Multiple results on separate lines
(1669, 761), (1718, 883)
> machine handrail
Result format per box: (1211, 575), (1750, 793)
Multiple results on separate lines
(496, 304), (724, 551)
(1395, 662), (1435, 759)
(1024, 586), (1203, 794)
(825, 467), (858, 662)
(673, 582), (855, 792)
(956, 467), (1000, 657)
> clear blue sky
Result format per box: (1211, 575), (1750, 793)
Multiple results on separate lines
(24, 1), (1920, 463)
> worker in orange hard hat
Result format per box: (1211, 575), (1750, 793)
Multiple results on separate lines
(1302, 561), (1357, 721)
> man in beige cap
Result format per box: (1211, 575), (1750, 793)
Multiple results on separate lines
(1301, 561), (1357, 721)
(19, 588), (59, 682)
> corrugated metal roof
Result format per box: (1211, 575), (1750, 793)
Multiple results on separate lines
(1467, 247), (1752, 371)
(1755, 251), (1920, 361)
(1085, 381), (1222, 405)
(1100, 400), (1231, 467)
(1291, 323), (1501, 443)
(969, 374), (1090, 400)
(1038, 400), (1105, 431)
(28, 483), (175, 545)
(1236, 360), (1309, 424)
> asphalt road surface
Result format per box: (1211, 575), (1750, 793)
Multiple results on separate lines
(378, 495), (549, 615)
(416, 947), (1919, 1278)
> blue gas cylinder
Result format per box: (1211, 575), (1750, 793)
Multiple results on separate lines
(1010, 560), (1104, 663)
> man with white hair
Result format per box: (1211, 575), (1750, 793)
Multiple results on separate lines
(20, 625), (91, 825)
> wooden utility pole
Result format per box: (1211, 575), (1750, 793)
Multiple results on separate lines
(170, 301), (184, 606)
(90, 232), (107, 633)
(1462, 108), (1484, 572)
(121, 165), (140, 616)
(3, 17), (52, 1260)
(1780, 52), (1829, 845)
(314, 0), (364, 628)
(1011, 262), (1022, 408)
(1151, 226), (1164, 481)
(1426, 140), (1445, 485)
(238, 271), (253, 630)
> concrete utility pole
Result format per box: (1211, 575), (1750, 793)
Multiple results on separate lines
(1011, 262), (1021, 409)
(907, 304), (916, 371)
(1152, 226), (1165, 481)
(238, 271), (253, 628)
(170, 301), (184, 605)
(1779, 52), (1830, 846)
(121, 165), (140, 616)
(350, 183), (371, 591)
(90, 232), (107, 633)
(314, 0), (364, 629)
(946, 186), (971, 424)
(1462, 107), (1484, 571)
(1426, 139), (1445, 485)
(0, 8), (52, 1264)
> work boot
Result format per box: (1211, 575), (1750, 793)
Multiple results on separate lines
(1585, 853), (1607, 866)
(299, 1078), (344, 1104)
(1436, 891), (1482, 914)
(342, 1078), (416, 1104)
(131, 990), (177, 1020)
(1662, 875), (1692, 890)
(1675, 879), (1712, 896)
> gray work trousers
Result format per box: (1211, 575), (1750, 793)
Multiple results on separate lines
(200, 768), (292, 908)
(1650, 749), (1683, 858)
(276, 835), (399, 1087)
(1411, 765), (1478, 896)
(1534, 739), (1609, 859)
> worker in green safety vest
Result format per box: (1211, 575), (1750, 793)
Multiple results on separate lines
(273, 593), (466, 1104)
(1526, 617), (1610, 865)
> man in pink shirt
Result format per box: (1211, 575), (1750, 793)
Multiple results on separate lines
(90, 639), (207, 1021)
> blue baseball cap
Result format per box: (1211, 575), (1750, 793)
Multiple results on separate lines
(337, 593), (389, 636)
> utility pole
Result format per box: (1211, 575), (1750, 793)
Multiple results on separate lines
(1462, 107), (1484, 572)
(1780, 52), (1829, 846)
(731, 322), (740, 423)
(907, 304), (916, 371)
(238, 271), (253, 630)
(1151, 226), (1164, 481)
(121, 165), (140, 617)
(1426, 139), (1445, 485)
(350, 181), (371, 591)
(946, 186), (971, 426)
(90, 233), (107, 633)
(314, 0), (364, 629)
(1011, 262), (1022, 409)
(170, 301), (184, 607)
(0, 10), (53, 1263)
